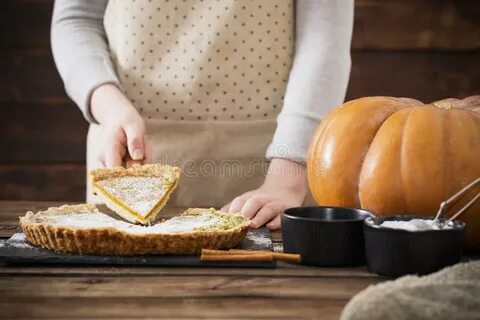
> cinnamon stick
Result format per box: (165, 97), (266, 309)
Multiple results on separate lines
(201, 249), (233, 256)
(228, 249), (267, 254)
(200, 248), (301, 263)
(272, 252), (302, 264)
(201, 253), (274, 262)
(229, 249), (301, 263)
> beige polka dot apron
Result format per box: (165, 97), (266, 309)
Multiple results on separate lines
(87, 0), (294, 207)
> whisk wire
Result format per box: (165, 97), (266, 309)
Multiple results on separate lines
(434, 177), (480, 222)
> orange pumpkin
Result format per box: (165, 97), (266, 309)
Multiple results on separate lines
(307, 96), (480, 250)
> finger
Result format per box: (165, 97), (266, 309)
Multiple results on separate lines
(124, 123), (145, 161)
(241, 196), (269, 219)
(228, 194), (248, 213)
(221, 203), (231, 212)
(125, 157), (142, 168)
(456, 95), (480, 108)
(143, 136), (153, 164)
(266, 215), (282, 230)
(94, 159), (106, 169)
(227, 190), (255, 213)
(105, 142), (124, 167)
(94, 154), (106, 168)
(251, 202), (283, 228)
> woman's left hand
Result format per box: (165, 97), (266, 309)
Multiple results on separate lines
(222, 158), (308, 230)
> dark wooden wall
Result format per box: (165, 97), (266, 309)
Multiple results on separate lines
(1, 0), (479, 201)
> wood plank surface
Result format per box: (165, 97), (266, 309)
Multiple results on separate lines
(0, 50), (66, 104)
(2, 0), (479, 50)
(0, 103), (87, 163)
(0, 165), (86, 201)
(346, 51), (480, 102)
(0, 297), (347, 320)
(0, 200), (78, 215)
(0, 0), (54, 49)
(0, 276), (379, 299)
(0, 265), (376, 278)
(353, 0), (480, 50)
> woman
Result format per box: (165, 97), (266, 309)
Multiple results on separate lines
(51, 0), (353, 229)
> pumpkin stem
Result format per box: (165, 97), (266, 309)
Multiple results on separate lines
(433, 101), (453, 109)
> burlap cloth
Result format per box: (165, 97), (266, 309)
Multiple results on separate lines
(341, 260), (480, 320)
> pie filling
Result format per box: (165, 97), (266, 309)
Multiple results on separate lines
(37, 207), (244, 235)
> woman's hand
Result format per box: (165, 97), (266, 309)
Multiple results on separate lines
(90, 84), (152, 167)
(223, 158), (308, 230)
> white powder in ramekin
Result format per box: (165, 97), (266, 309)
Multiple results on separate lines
(379, 219), (454, 232)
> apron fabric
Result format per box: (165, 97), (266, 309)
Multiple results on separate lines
(87, 0), (294, 207)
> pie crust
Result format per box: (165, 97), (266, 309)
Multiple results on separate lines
(90, 164), (180, 225)
(20, 204), (250, 256)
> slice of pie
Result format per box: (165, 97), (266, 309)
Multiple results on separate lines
(20, 204), (250, 256)
(90, 164), (180, 225)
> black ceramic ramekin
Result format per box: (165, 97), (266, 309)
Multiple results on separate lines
(364, 216), (465, 277)
(282, 206), (373, 266)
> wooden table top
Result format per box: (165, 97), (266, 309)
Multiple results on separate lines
(0, 201), (383, 320)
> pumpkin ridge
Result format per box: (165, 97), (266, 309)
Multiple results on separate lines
(359, 107), (413, 214)
(307, 98), (368, 204)
(307, 109), (339, 202)
(405, 106), (449, 214)
(349, 99), (403, 207)
(396, 108), (412, 214)
(354, 99), (415, 207)
(357, 102), (415, 209)
(442, 110), (451, 212)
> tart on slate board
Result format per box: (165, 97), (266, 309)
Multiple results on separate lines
(20, 204), (250, 256)
(90, 164), (180, 225)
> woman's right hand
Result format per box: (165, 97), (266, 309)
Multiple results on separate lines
(90, 84), (152, 168)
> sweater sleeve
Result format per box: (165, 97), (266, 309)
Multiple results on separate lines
(266, 0), (354, 163)
(51, 0), (121, 123)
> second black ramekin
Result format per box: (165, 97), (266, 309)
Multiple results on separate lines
(364, 215), (465, 277)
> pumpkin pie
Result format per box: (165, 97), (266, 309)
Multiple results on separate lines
(90, 164), (180, 225)
(19, 204), (250, 255)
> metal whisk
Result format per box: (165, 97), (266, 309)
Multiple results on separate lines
(434, 177), (480, 224)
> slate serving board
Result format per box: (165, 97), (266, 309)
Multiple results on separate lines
(0, 228), (275, 268)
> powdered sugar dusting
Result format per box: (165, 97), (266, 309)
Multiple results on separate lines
(50, 210), (223, 234)
(379, 219), (454, 232)
(10, 233), (26, 242)
(99, 176), (165, 217)
(2, 233), (33, 249)
(246, 232), (271, 247)
(242, 230), (272, 251)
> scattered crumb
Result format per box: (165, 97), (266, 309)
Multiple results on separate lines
(3, 233), (34, 249)
(9, 233), (26, 242)
(243, 230), (272, 250)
